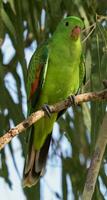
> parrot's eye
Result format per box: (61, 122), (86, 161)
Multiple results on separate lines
(65, 21), (69, 26)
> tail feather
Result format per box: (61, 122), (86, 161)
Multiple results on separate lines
(23, 133), (52, 187)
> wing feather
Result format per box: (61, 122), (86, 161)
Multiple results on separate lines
(79, 54), (86, 87)
(27, 42), (49, 113)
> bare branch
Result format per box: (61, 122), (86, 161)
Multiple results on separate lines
(0, 89), (107, 151)
(82, 113), (107, 200)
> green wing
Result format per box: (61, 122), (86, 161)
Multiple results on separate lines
(79, 53), (86, 87)
(27, 42), (49, 114)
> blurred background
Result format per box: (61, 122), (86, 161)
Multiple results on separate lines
(0, 0), (107, 199)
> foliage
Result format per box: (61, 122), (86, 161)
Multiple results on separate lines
(0, 0), (107, 199)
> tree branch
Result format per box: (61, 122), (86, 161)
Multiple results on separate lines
(0, 89), (107, 151)
(82, 113), (107, 200)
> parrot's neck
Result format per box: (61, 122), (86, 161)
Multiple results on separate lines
(50, 36), (82, 62)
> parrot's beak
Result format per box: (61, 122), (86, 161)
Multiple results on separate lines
(71, 26), (81, 40)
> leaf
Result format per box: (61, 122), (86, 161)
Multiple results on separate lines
(82, 103), (91, 132)
(62, 164), (68, 200)
(0, 149), (12, 188)
(0, 2), (5, 46)
(8, 0), (15, 13)
(1, 3), (15, 37)
(24, 182), (40, 200)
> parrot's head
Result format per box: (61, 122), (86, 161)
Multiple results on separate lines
(54, 16), (84, 42)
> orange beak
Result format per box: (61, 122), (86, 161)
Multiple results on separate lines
(71, 26), (81, 40)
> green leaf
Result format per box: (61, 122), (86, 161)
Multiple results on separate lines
(82, 103), (91, 132)
(1, 4), (15, 37)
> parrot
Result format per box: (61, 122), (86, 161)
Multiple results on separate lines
(23, 16), (85, 187)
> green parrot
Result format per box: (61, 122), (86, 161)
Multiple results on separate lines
(23, 16), (85, 187)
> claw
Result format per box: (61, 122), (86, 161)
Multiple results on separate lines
(42, 104), (51, 118)
(68, 95), (77, 106)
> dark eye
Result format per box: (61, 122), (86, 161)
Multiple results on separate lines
(65, 21), (69, 26)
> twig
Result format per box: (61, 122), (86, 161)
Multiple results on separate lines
(82, 13), (107, 43)
(82, 113), (107, 200)
(0, 89), (107, 151)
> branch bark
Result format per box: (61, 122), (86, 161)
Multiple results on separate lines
(82, 113), (107, 200)
(0, 89), (107, 151)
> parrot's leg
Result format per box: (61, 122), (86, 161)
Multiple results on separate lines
(42, 104), (52, 117)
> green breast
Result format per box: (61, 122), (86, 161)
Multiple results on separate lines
(40, 38), (82, 104)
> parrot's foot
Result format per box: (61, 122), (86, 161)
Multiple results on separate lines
(68, 95), (77, 106)
(42, 104), (51, 118)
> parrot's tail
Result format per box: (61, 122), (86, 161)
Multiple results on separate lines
(23, 133), (52, 187)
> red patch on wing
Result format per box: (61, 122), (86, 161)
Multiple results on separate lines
(30, 64), (43, 99)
